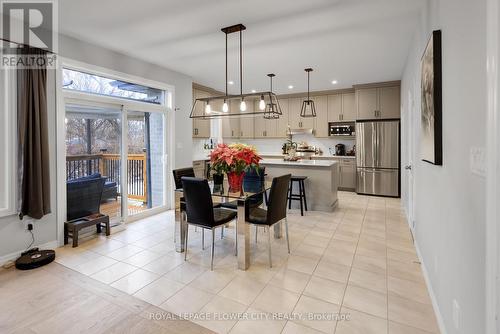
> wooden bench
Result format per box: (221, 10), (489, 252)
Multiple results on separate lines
(64, 213), (110, 247)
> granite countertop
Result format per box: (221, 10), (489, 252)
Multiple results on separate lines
(259, 159), (337, 167)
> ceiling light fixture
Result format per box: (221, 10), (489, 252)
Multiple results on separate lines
(251, 89), (256, 93)
(331, 80), (338, 85)
(288, 85), (294, 89)
(190, 24), (281, 119)
(263, 74), (281, 119)
(300, 68), (316, 118)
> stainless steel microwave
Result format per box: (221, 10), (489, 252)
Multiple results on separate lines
(329, 123), (355, 136)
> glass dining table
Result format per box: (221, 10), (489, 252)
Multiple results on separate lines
(174, 178), (280, 270)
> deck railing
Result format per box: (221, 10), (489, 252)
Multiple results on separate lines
(66, 153), (147, 203)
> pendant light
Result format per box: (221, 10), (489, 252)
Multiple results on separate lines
(190, 24), (282, 119)
(300, 68), (316, 118)
(222, 31), (229, 113)
(263, 74), (281, 119)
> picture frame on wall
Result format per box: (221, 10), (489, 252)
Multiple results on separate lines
(420, 29), (442, 165)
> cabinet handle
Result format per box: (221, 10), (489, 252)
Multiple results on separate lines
(338, 114), (341, 121)
(231, 130), (234, 137)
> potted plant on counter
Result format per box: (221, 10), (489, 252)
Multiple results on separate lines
(210, 143), (262, 193)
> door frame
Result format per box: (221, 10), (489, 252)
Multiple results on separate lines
(486, 0), (500, 332)
(55, 57), (175, 246)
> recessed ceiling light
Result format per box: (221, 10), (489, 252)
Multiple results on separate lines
(288, 85), (294, 89)
(331, 80), (338, 85)
(228, 80), (234, 85)
(251, 89), (256, 93)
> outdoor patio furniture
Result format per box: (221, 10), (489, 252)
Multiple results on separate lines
(65, 177), (110, 247)
(67, 173), (118, 202)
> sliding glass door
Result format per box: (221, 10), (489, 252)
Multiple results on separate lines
(65, 103), (124, 224)
(61, 65), (171, 231)
(126, 111), (165, 217)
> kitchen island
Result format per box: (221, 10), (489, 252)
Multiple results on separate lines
(260, 159), (339, 212)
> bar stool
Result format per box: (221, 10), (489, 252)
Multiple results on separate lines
(288, 176), (308, 216)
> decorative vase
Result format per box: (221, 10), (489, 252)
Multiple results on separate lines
(227, 171), (245, 194)
(213, 173), (224, 185)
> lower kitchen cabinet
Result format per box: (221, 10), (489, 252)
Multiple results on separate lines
(339, 159), (356, 190)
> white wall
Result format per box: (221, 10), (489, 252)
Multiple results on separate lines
(0, 34), (193, 263)
(401, 0), (487, 333)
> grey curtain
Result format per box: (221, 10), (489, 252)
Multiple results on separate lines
(18, 48), (51, 219)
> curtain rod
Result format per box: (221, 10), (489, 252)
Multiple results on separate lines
(0, 37), (57, 55)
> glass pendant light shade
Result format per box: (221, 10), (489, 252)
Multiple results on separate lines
(300, 68), (316, 118)
(205, 102), (212, 114)
(222, 100), (229, 112)
(259, 96), (266, 110)
(240, 99), (247, 111)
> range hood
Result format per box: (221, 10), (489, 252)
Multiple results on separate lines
(288, 128), (314, 135)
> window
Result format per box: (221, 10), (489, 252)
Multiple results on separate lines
(62, 68), (165, 105)
(0, 61), (17, 217)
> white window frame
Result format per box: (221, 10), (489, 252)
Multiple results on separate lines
(0, 66), (17, 217)
(56, 57), (176, 244)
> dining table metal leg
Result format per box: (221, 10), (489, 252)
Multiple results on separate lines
(236, 199), (250, 270)
(175, 192), (187, 253)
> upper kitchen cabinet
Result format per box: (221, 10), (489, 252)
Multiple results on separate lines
(356, 88), (378, 120)
(192, 89), (211, 138)
(253, 99), (278, 138)
(355, 84), (400, 120)
(276, 98), (289, 138)
(289, 97), (314, 129)
(328, 92), (356, 122)
(342, 93), (356, 121)
(312, 95), (328, 137)
(239, 98), (254, 138)
(378, 86), (401, 119)
(221, 100), (240, 138)
(327, 94), (342, 122)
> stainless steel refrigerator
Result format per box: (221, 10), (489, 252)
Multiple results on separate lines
(356, 120), (400, 197)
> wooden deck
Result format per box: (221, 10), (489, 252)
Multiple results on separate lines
(100, 197), (148, 220)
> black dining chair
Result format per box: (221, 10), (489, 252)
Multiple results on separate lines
(246, 174), (291, 268)
(173, 167), (195, 190)
(181, 177), (237, 270)
(172, 168), (195, 243)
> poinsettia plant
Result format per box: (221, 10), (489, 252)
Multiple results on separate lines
(210, 143), (262, 175)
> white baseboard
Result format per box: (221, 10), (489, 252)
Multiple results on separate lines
(413, 238), (448, 334)
(403, 204), (447, 334)
(0, 240), (58, 267)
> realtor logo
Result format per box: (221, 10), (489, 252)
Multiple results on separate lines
(1, 0), (58, 69)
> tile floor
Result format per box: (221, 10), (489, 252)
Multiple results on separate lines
(55, 191), (440, 334)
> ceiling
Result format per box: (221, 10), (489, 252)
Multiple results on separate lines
(59, 0), (425, 94)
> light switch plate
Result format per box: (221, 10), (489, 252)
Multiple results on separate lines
(470, 147), (486, 177)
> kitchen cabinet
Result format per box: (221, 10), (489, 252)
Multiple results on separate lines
(276, 98), (289, 138)
(342, 93), (356, 121)
(327, 93), (356, 122)
(312, 95), (329, 137)
(355, 86), (400, 120)
(239, 99), (254, 138)
(193, 160), (206, 178)
(378, 86), (400, 119)
(192, 89), (211, 138)
(289, 97), (314, 129)
(222, 100), (240, 138)
(327, 94), (342, 122)
(356, 88), (378, 120)
(253, 99), (278, 138)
